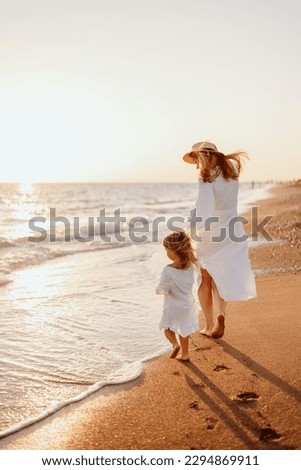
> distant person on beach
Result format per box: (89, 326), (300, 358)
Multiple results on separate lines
(156, 231), (200, 361)
(183, 141), (257, 339)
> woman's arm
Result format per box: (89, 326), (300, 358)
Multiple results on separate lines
(194, 179), (215, 232)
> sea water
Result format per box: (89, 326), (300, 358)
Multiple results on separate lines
(0, 182), (273, 438)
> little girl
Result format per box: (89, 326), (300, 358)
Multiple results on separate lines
(156, 231), (200, 361)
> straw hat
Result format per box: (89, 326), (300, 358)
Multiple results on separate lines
(183, 141), (218, 164)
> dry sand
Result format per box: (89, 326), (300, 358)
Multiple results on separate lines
(1, 182), (300, 451)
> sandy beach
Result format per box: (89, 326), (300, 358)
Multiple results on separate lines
(1, 182), (300, 451)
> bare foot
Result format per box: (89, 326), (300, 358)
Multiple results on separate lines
(169, 344), (180, 358)
(200, 328), (212, 337)
(176, 355), (190, 362)
(211, 315), (225, 339)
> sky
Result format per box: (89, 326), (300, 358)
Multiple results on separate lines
(0, 0), (300, 183)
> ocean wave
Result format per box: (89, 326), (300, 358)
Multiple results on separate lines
(143, 198), (189, 205)
(0, 237), (16, 248)
(0, 183), (273, 282)
(0, 275), (12, 286)
(0, 360), (143, 440)
(0, 239), (137, 280)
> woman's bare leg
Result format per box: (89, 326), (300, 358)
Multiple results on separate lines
(178, 335), (189, 360)
(164, 329), (180, 358)
(198, 269), (214, 336)
(211, 279), (227, 339)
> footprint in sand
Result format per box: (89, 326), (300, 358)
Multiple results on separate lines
(206, 417), (218, 430)
(235, 391), (259, 402)
(189, 401), (200, 410)
(214, 364), (230, 372)
(193, 382), (205, 390)
(259, 427), (282, 441)
(195, 346), (212, 351)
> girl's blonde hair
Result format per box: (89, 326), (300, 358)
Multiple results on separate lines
(163, 231), (197, 269)
(187, 148), (248, 183)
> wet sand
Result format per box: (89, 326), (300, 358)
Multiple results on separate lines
(1, 182), (300, 450)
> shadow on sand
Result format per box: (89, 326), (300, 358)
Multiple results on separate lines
(181, 340), (299, 450)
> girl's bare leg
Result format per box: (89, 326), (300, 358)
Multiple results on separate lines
(211, 279), (227, 339)
(198, 269), (214, 336)
(164, 329), (180, 358)
(178, 335), (190, 361)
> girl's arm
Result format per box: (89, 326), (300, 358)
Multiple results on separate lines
(155, 268), (171, 294)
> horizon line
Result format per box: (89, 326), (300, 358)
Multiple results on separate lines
(0, 179), (288, 185)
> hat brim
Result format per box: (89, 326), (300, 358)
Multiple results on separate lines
(183, 153), (197, 164)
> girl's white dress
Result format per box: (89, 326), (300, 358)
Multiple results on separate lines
(156, 264), (200, 337)
(194, 175), (257, 301)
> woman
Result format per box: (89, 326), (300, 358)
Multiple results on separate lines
(183, 141), (256, 339)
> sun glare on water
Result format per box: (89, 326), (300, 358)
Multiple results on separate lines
(10, 262), (67, 324)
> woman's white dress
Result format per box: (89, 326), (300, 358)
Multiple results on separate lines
(193, 175), (256, 301)
(156, 265), (200, 337)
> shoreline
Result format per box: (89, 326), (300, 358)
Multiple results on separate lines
(0, 182), (300, 450)
(246, 182), (300, 275)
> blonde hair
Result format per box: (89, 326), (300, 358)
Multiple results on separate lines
(188, 148), (248, 183)
(163, 231), (197, 269)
